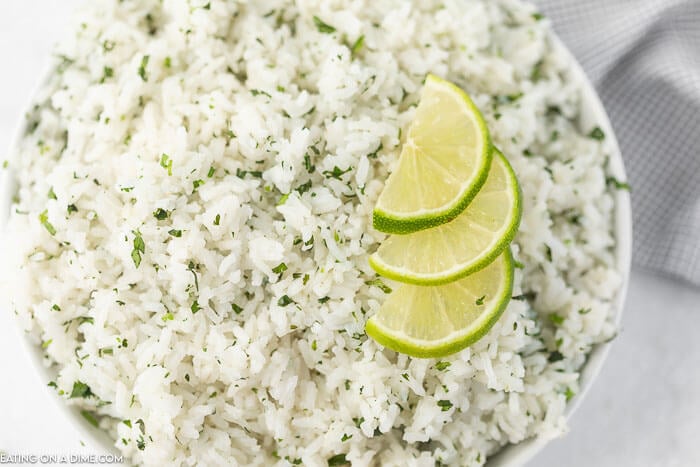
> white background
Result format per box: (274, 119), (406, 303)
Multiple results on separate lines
(1, 2), (699, 466)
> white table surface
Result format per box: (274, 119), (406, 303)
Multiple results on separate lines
(1, 2), (699, 466)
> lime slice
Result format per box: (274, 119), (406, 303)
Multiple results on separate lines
(365, 249), (513, 359)
(369, 149), (521, 285)
(373, 74), (493, 234)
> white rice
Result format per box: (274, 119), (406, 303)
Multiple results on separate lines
(1, 0), (622, 465)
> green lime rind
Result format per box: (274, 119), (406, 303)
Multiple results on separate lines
(365, 249), (514, 359)
(369, 150), (522, 285)
(372, 75), (494, 235)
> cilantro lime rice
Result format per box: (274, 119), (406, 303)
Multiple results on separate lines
(1, 0), (622, 465)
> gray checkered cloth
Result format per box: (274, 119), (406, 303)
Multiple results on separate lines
(536, 0), (700, 286)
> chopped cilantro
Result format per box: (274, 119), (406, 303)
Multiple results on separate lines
(475, 295), (485, 306)
(549, 314), (565, 326)
(213, 214), (220, 225)
(437, 400), (453, 411)
(564, 387), (575, 401)
(100, 66), (114, 83)
(351, 35), (365, 55)
(131, 230), (145, 268)
(588, 126), (605, 141)
(435, 361), (451, 371)
(153, 208), (169, 220)
(313, 16), (336, 34)
(231, 303), (243, 315)
(191, 300), (202, 314)
(606, 176), (631, 191)
(327, 454), (348, 466)
(207, 166), (216, 178)
(159, 153), (173, 175)
(69, 381), (94, 399)
(323, 166), (352, 180)
(548, 350), (564, 363)
(578, 307), (592, 315)
(277, 193), (289, 205)
(47, 187), (57, 200)
(38, 210), (56, 235)
(272, 262), (288, 274)
(352, 417), (364, 428)
(532, 12), (545, 21)
(137, 55), (150, 81)
(277, 295), (294, 306)
(162, 312), (174, 322)
(192, 179), (204, 191)
(81, 410), (99, 428)
(365, 278), (392, 294)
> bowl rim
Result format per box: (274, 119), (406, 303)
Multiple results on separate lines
(0, 32), (632, 467)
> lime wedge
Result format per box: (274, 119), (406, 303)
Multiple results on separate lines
(373, 74), (493, 234)
(365, 249), (513, 359)
(369, 150), (521, 285)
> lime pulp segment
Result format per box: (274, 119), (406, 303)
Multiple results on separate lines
(369, 149), (521, 285)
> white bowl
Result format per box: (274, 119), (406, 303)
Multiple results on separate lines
(0, 34), (632, 466)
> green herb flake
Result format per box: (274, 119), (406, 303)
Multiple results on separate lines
(136, 436), (146, 450)
(296, 180), (312, 195)
(351, 35), (365, 55)
(38, 210), (56, 235)
(159, 153), (173, 176)
(163, 56), (171, 68)
(138, 55), (150, 82)
(168, 229), (182, 238)
(327, 453), (349, 466)
(606, 176), (631, 191)
(162, 312), (174, 322)
(277, 193), (290, 206)
(578, 307), (592, 315)
(353, 417), (364, 428)
(549, 314), (565, 326)
(544, 244), (553, 262)
(153, 208), (169, 220)
(564, 387), (575, 401)
(475, 295), (485, 306)
(401, 373), (409, 381)
(41, 339), (52, 349)
(69, 381), (94, 399)
(213, 214), (221, 225)
(318, 296), (330, 304)
(322, 165), (352, 180)
(48, 187), (57, 200)
(313, 16), (336, 34)
(122, 419), (132, 428)
(588, 126), (605, 141)
(532, 12), (545, 21)
(191, 300), (202, 314)
(52, 304), (61, 311)
(192, 179), (205, 191)
(66, 204), (78, 214)
(437, 400), (453, 412)
(365, 278), (392, 294)
(207, 166), (216, 178)
(277, 295), (294, 306)
(303, 153), (315, 173)
(341, 433), (353, 442)
(530, 60), (544, 82)
(435, 361), (451, 371)
(513, 260), (525, 269)
(81, 410), (99, 428)
(131, 231), (145, 268)
(272, 262), (288, 274)
(100, 66), (114, 83)
(250, 89), (271, 98)
(231, 303), (243, 315)
(548, 350), (565, 363)
(311, 340), (317, 351)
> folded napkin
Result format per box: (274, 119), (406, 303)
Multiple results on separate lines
(536, 0), (700, 286)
